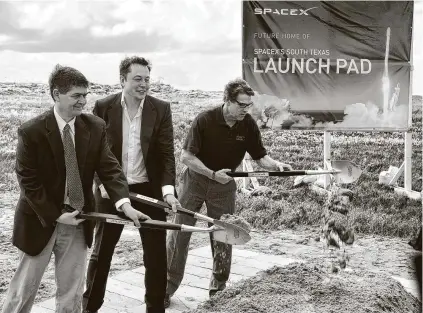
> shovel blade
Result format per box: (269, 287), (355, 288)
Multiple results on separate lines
(331, 160), (362, 184)
(212, 220), (251, 245)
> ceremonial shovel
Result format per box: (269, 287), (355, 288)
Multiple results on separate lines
(76, 211), (222, 234)
(226, 160), (362, 184)
(127, 192), (251, 245)
(71, 194), (251, 245)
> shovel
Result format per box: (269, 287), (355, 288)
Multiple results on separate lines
(226, 160), (362, 184)
(76, 212), (223, 234)
(128, 192), (251, 245)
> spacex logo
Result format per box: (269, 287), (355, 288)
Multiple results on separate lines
(254, 7), (317, 16)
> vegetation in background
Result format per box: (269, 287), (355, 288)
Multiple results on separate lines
(0, 84), (421, 238)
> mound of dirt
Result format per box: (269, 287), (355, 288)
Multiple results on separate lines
(187, 262), (421, 313)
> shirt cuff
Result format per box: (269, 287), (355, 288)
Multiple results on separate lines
(115, 198), (130, 212)
(162, 185), (175, 197)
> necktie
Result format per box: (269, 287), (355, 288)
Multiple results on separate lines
(63, 123), (84, 211)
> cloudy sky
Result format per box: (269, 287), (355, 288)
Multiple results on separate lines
(0, 0), (422, 92)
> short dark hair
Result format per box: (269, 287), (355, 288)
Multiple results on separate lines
(48, 64), (89, 100)
(223, 78), (255, 103)
(119, 56), (152, 79)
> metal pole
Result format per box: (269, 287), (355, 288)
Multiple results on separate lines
(383, 27), (391, 116)
(323, 131), (331, 189)
(404, 132), (412, 191)
(404, 4), (414, 192)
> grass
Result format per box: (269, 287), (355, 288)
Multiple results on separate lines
(236, 97), (422, 238)
(0, 86), (421, 238)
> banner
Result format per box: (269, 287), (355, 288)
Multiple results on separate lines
(242, 1), (413, 131)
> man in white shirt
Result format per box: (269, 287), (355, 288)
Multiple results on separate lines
(83, 56), (181, 313)
(1, 65), (146, 313)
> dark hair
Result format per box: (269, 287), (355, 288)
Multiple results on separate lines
(120, 56), (152, 79)
(48, 64), (89, 100)
(223, 78), (255, 103)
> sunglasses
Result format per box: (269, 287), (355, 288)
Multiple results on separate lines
(235, 100), (254, 108)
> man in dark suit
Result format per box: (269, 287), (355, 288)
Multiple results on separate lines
(83, 56), (181, 313)
(1, 65), (147, 313)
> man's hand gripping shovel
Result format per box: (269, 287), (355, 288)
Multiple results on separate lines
(66, 194), (251, 245)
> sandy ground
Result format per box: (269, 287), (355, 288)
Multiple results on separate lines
(0, 192), (421, 310)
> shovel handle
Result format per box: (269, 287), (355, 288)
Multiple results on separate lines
(141, 220), (218, 233)
(140, 219), (184, 231)
(129, 192), (170, 209)
(128, 192), (212, 221)
(78, 212), (187, 230)
(226, 170), (307, 177)
(78, 212), (218, 232)
(226, 169), (343, 177)
(141, 220), (216, 232)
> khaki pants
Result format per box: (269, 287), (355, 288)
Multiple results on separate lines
(1, 223), (87, 313)
(166, 168), (236, 297)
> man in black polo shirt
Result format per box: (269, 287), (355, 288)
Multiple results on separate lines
(165, 78), (292, 307)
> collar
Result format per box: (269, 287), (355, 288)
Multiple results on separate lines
(53, 106), (76, 134)
(218, 104), (239, 127)
(217, 104), (227, 125)
(121, 93), (145, 111)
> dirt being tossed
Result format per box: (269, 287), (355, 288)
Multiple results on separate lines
(187, 262), (421, 313)
(220, 214), (252, 233)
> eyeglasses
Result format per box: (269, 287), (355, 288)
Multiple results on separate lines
(234, 100), (254, 108)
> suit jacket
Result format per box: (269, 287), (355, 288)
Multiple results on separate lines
(93, 93), (176, 217)
(13, 109), (129, 256)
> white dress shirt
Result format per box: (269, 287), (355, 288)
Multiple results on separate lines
(120, 94), (175, 198)
(54, 107), (130, 211)
(121, 96), (148, 184)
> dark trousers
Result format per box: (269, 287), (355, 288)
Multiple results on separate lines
(83, 183), (167, 313)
